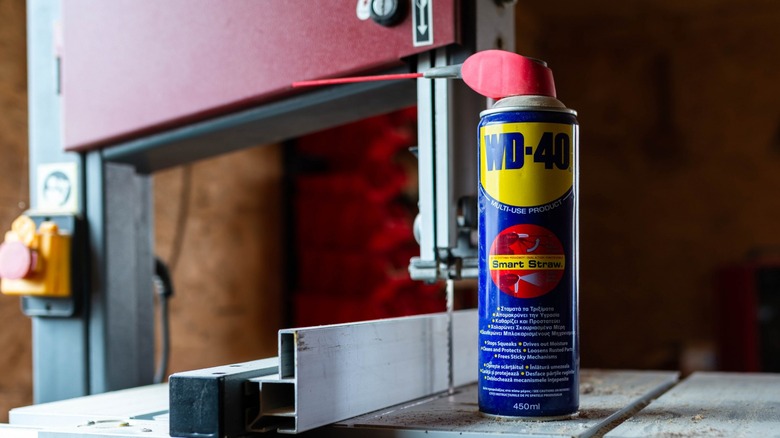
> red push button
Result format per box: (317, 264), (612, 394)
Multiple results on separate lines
(0, 241), (37, 280)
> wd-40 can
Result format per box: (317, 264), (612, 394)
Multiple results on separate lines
(478, 94), (579, 418)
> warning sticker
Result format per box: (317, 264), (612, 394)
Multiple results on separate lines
(489, 224), (564, 298)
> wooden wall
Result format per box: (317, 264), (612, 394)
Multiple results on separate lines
(516, 1), (780, 369)
(2, 0), (780, 422)
(0, 0), (33, 420)
(153, 146), (283, 375)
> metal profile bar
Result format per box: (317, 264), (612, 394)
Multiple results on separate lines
(433, 49), (455, 253)
(433, 48), (484, 266)
(415, 45), (487, 280)
(257, 310), (478, 434)
(415, 52), (437, 268)
(250, 380), (296, 433)
(27, 0), (91, 403)
(168, 312), (477, 436)
(168, 358), (279, 438)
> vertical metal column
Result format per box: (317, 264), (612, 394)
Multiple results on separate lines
(413, 48), (483, 280)
(415, 51), (437, 273)
(27, 0), (90, 403)
(411, 0), (515, 281)
(86, 157), (155, 394)
(27, 0), (155, 402)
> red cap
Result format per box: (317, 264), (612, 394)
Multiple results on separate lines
(461, 50), (556, 100)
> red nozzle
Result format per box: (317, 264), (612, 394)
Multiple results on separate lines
(461, 50), (556, 100)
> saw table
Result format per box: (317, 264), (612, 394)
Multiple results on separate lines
(4, 369), (780, 437)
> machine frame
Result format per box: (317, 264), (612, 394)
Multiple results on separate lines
(25, 0), (515, 404)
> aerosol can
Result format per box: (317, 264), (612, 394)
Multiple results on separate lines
(476, 60), (579, 419)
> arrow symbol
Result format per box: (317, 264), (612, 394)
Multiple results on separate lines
(416, 0), (428, 35)
(518, 273), (544, 287)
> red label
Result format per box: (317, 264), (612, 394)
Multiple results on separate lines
(489, 224), (565, 298)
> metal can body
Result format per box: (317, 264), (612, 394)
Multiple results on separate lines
(477, 96), (579, 418)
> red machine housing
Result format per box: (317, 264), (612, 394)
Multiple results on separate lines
(61, 0), (459, 151)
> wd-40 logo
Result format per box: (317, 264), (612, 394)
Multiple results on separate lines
(484, 132), (570, 171)
(480, 122), (575, 207)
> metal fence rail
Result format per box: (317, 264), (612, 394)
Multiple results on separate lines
(256, 310), (478, 434)
(167, 310), (478, 436)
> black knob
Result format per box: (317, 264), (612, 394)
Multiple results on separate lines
(370, 0), (406, 27)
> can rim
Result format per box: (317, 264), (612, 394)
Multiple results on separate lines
(480, 106), (578, 117)
(479, 411), (577, 421)
(480, 95), (578, 117)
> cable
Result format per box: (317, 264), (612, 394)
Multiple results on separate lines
(168, 164), (193, 272)
(153, 257), (174, 384)
(151, 164), (191, 383)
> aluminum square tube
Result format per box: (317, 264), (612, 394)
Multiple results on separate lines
(258, 310), (478, 434)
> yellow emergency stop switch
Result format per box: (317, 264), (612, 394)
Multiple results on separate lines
(0, 215), (71, 297)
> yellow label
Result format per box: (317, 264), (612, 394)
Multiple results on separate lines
(488, 254), (566, 271)
(480, 122), (574, 207)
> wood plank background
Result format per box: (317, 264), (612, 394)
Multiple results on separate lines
(0, 0), (34, 420)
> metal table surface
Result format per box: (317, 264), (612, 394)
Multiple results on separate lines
(329, 369), (678, 438)
(4, 370), (780, 437)
(605, 372), (780, 438)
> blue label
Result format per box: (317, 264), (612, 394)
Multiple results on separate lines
(478, 109), (580, 417)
